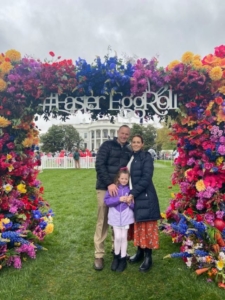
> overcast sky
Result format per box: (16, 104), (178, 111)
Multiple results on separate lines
(1, 0), (225, 131)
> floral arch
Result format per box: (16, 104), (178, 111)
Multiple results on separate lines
(1, 47), (225, 286)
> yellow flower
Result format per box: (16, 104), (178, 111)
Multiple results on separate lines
(0, 79), (7, 92)
(196, 179), (206, 192)
(181, 51), (194, 64)
(167, 60), (180, 70)
(216, 260), (224, 271)
(193, 54), (201, 60)
(5, 49), (21, 62)
(0, 54), (5, 63)
(8, 165), (14, 172)
(0, 116), (11, 127)
(22, 137), (34, 148)
(17, 183), (27, 194)
(6, 154), (12, 160)
(218, 86), (225, 95)
(209, 66), (223, 81)
(216, 157), (224, 166)
(192, 60), (203, 69)
(3, 183), (13, 193)
(0, 61), (13, 74)
(0, 218), (11, 230)
(44, 223), (54, 234)
(161, 212), (166, 219)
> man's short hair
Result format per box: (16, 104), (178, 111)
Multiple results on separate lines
(118, 125), (130, 130)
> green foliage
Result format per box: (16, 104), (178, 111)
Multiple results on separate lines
(156, 124), (176, 151)
(40, 124), (83, 152)
(130, 124), (157, 151)
(0, 165), (224, 299)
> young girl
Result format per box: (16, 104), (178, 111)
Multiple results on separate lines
(104, 168), (134, 272)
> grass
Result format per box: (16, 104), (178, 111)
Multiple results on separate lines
(0, 162), (224, 299)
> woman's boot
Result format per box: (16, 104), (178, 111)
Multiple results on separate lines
(139, 248), (152, 272)
(111, 253), (120, 271)
(116, 256), (127, 272)
(129, 246), (144, 263)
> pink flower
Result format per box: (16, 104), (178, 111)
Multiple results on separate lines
(218, 145), (225, 155)
(13, 256), (22, 268)
(214, 45), (225, 58)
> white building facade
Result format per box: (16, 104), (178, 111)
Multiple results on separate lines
(73, 118), (131, 151)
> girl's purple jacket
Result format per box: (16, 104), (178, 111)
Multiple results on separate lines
(104, 185), (134, 227)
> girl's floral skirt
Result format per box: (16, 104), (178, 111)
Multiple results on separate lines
(128, 221), (159, 249)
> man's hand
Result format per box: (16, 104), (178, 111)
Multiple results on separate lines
(108, 184), (118, 197)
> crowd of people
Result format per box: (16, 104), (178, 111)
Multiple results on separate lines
(93, 125), (161, 273)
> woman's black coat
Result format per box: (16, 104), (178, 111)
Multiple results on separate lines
(129, 150), (161, 222)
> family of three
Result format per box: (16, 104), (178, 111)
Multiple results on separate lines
(93, 125), (161, 272)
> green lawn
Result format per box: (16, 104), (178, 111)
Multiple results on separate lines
(0, 162), (224, 300)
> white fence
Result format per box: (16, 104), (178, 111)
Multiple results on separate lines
(41, 156), (96, 169)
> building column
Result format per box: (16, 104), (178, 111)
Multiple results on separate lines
(94, 130), (97, 150)
(100, 129), (103, 145)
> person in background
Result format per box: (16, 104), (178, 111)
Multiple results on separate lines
(93, 125), (132, 271)
(73, 148), (80, 168)
(127, 134), (161, 272)
(148, 148), (157, 161)
(104, 168), (134, 272)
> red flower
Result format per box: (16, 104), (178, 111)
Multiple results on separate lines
(49, 51), (55, 57)
(215, 97), (223, 105)
(214, 45), (225, 58)
(185, 208), (194, 218)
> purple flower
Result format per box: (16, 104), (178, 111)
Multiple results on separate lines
(216, 210), (224, 219)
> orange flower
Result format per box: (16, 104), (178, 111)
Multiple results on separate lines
(181, 51), (194, 64)
(218, 282), (225, 289)
(0, 54), (4, 63)
(0, 78), (7, 91)
(202, 54), (218, 66)
(209, 66), (223, 81)
(216, 106), (225, 123)
(195, 267), (209, 275)
(193, 54), (201, 60)
(218, 86), (225, 94)
(167, 60), (180, 70)
(0, 61), (13, 74)
(5, 49), (21, 62)
(192, 60), (203, 69)
(0, 116), (11, 127)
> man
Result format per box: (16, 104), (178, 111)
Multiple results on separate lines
(73, 148), (80, 168)
(93, 125), (132, 270)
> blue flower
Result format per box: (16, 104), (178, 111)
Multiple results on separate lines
(32, 210), (42, 220)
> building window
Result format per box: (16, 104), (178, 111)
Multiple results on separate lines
(84, 133), (87, 139)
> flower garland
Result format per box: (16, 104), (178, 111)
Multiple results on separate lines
(1, 46), (225, 283)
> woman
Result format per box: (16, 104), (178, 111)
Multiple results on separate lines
(127, 134), (161, 272)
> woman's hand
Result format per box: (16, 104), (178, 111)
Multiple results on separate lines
(120, 196), (128, 202)
(127, 194), (134, 205)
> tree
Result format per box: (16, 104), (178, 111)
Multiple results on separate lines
(40, 125), (83, 153)
(155, 124), (176, 151)
(130, 123), (157, 151)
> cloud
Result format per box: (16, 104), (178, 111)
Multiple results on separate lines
(2, 0), (225, 130)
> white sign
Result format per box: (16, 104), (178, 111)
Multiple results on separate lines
(39, 82), (178, 118)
